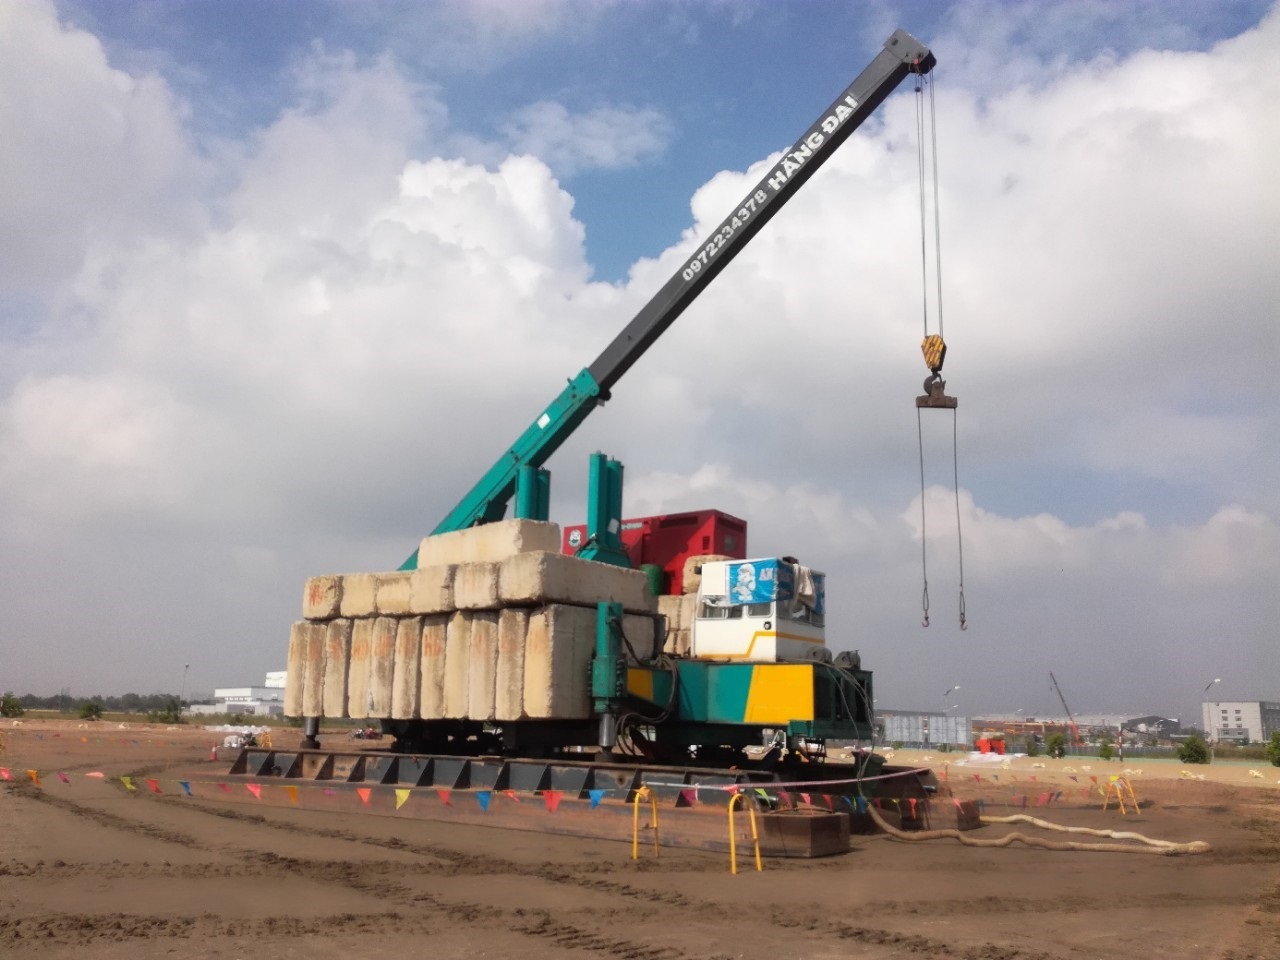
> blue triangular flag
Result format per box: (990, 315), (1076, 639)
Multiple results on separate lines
(476, 790), (491, 812)
(588, 788), (606, 809)
(179, 781), (192, 796)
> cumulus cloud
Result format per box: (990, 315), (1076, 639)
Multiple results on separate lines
(500, 101), (673, 177)
(0, 1), (206, 298)
(0, 1), (1274, 713)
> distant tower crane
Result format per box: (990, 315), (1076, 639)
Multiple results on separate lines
(1049, 671), (1083, 747)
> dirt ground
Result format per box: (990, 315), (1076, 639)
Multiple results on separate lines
(3, 720), (1279, 960)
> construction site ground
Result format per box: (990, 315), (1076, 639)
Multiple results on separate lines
(2, 720), (1278, 960)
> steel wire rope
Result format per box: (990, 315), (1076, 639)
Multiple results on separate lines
(914, 70), (968, 629)
(914, 68), (934, 628)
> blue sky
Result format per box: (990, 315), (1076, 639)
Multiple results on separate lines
(1, 0), (1276, 724)
(61, 0), (1273, 282)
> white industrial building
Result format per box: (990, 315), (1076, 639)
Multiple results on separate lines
(1202, 700), (1280, 744)
(186, 671), (288, 717)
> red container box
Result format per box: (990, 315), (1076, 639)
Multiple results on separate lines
(561, 509), (747, 595)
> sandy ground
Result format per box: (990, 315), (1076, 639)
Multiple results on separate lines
(2, 720), (1279, 960)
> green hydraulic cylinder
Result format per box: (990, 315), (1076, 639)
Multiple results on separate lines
(576, 452), (630, 568)
(592, 601), (626, 752)
(514, 464), (551, 521)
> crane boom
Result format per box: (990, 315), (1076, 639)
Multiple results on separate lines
(405, 30), (935, 565)
(1049, 671), (1082, 746)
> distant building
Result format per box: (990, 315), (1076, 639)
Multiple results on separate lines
(1202, 700), (1280, 744)
(186, 670), (288, 717)
(1122, 716), (1181, 737)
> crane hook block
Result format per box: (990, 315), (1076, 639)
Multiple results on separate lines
(921, 334), (947, 374)
(916, 372), (957, 409)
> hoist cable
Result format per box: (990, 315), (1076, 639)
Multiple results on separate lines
(952, 409), (967, 630)
(914, 72), (931, 340)
(917, 406), (930, 627)
(929, 75), (945, 341)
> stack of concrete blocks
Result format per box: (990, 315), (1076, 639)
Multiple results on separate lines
(283, 520), (662, 725)
(656, 553), (733, 656)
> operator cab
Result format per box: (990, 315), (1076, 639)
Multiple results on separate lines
(692, 557), (830, 663)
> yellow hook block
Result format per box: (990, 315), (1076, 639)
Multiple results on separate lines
(921, 334), (947, 374)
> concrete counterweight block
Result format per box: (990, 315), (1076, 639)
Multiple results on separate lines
(322, 619), (353, 718)
(303, 575), (342, 620)
(418, 614), (449, 720)
(681, 554), (733, 595)
(523, 604), (597, 720)
(391, 617), (423, 719)
(346, 618), (375, 719)
(375, 572), (413, 615)
(417, 518), (561, 569)
(285, 622), (308, 717)
(368, 617), (398, 718)
(498, 551), (657, 614)
(340, 573), (378, 618)
(466, 612), (500, 721)
(408, 565), (455, 614)
(443, 611), (472, 718)
(301, 622), (327, 717)
(496, 609), (530, 721)
(453, 561), (499, 610)
(658, 594), (698, 655)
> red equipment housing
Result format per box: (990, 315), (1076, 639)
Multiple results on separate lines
(561, 509), (748, 596)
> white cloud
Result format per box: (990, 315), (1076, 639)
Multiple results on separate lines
(500, 101), (673, 177)
(0, 2), (1274, 712)
(0, 1), (205, 298)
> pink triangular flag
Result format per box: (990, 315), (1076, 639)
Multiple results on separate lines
(356, 787), (372, 805)
(58, 772), (70, 784)
(246, 783), (262, 799)
(543, 790), (563, 813)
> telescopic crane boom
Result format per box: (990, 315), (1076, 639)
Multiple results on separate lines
(400, 30), (936, 567)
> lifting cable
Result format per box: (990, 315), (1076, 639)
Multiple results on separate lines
(912, 65), (967, 630)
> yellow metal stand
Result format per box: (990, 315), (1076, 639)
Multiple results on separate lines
(1102, 776), (1138, 814)
(728, 793), (763, 874)
(631, 786), (660, 860)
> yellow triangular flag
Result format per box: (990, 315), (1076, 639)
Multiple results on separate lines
(120, 776), (136, 792)
(395, 788), (411, 810)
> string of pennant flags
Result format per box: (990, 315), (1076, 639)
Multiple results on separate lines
(1, 763), (1125, 814)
